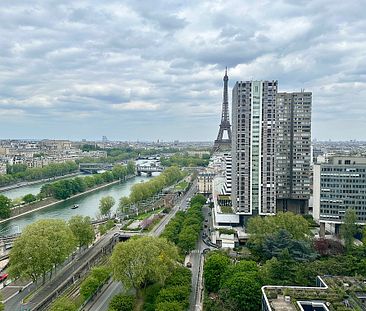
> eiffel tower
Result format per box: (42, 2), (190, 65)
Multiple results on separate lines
(213, 68), (232, 151)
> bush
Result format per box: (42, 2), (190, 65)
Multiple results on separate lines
(155, 301), (185, 311)
(80, 276), (100, 300)
(49, 297), (77, 311)
(108, 294), (135, 311)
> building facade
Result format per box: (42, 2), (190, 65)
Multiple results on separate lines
(276, 91), (312, 214)
(231, 81), (277, 219)
(313, 156), (366, 235)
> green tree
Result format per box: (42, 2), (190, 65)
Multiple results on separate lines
(99, 196), (115, 218)
(68, 215), (95, 249)
(262, 229), (317, 261)
(108, 294), (135, 311)
(22, 193), (37, 204)
(155, 301), (184, 311)
(111, 236), (179, 297)
(80, 276), (100, 300)
(9, 219), (76, 283)
(247, 212), (310, 255)
(0, 194), (12, 219)
(203, 252), (231, 293)
(190, 194), (206, 206)
(341, 208), (358, 251)
(219, 272), (261, 311)
(49, 297), (77, 311)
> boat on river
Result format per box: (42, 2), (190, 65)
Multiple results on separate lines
(71, 204), (79, 209)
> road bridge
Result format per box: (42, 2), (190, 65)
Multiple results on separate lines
(136, 165), (163, 177)
(79, 163), (114, 174)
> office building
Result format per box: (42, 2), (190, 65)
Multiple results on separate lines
(313, 156), (366, 236)
(231, 80), (277, 219)
(276, 91), (312, 214)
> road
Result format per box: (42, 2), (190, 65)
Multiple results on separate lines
(189, 205), (214, 311)
(84, 180), (198, 311)
(5, 227), (120, 311)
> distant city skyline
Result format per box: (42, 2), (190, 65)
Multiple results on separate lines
(0, 1), (365, 141)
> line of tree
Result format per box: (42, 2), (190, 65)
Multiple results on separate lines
(9, 216), (95, 284)
(75, 147), (182, 165)
(161, 194), (206, 254)
(119, 166), (184, 211)
(40, 162), (135, 200)
(160, 153), (210, 167)
(0, 161), (78, 187)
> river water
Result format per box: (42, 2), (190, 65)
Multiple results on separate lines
(0, 176), (150, 235)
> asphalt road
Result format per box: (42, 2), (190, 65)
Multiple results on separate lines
(84, 180), (198, 311)
(189, 205), (213, 311)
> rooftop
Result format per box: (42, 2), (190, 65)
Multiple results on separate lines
(262, 276), (366, 311)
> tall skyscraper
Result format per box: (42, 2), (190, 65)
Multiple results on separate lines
(276, 91), (312, 214)
(231, 81), (277, 220)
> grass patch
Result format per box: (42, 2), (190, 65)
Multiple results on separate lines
(174, 180), (189, 191)
(135, 208), (164, 220)
(220, 206), (233, 214)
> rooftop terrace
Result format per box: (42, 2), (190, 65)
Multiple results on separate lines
(262, 276), (366, 311)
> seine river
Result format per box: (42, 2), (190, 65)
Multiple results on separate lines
(0, 176), (150, 235)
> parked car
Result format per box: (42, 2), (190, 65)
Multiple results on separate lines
(0, 274), (8, 282)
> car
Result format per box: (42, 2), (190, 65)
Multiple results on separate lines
(205, 219), (208, 222)
(186, 262), (192, 268)
(204, 224), (208, 228)
(0, 274), (8, 282)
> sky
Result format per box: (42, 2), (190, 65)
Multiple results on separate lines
(0, 0), (365, 142)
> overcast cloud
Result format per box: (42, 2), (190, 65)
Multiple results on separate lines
(0, 0), (365, 141)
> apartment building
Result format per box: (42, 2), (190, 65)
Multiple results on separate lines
(231, 80), (277, 220)
(276, 91), (312, 214)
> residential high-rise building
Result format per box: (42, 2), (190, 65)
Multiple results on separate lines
(276, 91), (312, 214)
(231, 81), (277, 220)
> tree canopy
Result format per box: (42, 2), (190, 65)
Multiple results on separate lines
(68, 215), (95, 248)
(9, 219), (76, 283)
(99, 196), (115, 218)
(111, 236), (179, 296)
(0, 194), (12, 219)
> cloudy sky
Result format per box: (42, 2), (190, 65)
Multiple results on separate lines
(0, 0), (365, 141)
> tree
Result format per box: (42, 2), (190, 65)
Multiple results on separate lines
(190, 194), (206, 206)
(111, 237), (179, 297)
(9, 219), (76, 283)
(203, 252), (231, 293)
(49, 297), (77, 311)
(247, 212), (311, 255)
(80, 276), (100, 300)
(155, 301), (184, 311)
(219, 272), (261, 311)
(109, 294), (135, 311)
(262, 229), (317, 262)
(156, 285), (190, 307)
(341, 208), (358, 251)
(99, 196), (116, 218)
(22, 193), (37, 204)
(0, 194), (12, 219)
(68, 216), (95, 249)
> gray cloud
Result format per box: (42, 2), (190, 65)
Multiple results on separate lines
(0, 0), (365, 141)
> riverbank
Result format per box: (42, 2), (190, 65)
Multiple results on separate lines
(0, 172), (80, 193)
(0, 179), (124, 225)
